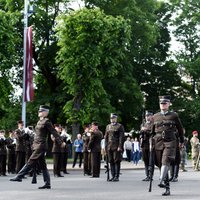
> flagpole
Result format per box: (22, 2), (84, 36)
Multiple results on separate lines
(22, 0), (29, 127)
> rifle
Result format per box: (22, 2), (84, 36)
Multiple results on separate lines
(104, 154), (110, 181)
(148, 136), (154, 192)
(31, 166), (37, 184)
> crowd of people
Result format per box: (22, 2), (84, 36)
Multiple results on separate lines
(123, 137), (142, 164)
(0, 97), (199, 196)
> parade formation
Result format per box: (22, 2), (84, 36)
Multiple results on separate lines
(0, 95), (197, 198)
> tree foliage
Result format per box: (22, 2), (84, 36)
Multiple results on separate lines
(56, 8), (132, 136)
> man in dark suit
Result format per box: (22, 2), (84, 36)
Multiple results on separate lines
(88, 122), (102, 178)
(10, 105), (65, 189)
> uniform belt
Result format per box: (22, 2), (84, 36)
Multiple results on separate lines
(155, 131), (166, 138)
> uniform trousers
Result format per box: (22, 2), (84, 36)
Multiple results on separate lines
(91, 152), (101, 177)
(15, 151), (26, 173)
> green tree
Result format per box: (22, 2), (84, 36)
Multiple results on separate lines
(170, 0), (200, 133)
(0, 6), (22, 130)
(56, 8), (131, 138)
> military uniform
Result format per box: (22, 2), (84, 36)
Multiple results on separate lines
(51, 133), (62, 177)
(140, 111), (153, 181)
(190, 131), (200, 170)
(0, 132), (8, 176)
(15, 128), (27, 173)
(83, 130), (92, 175)
(105, 114), (125, 182)
(169, 131), (181, 182)
(88, 125), (102, 178)
(7, 133), (16, 174)
(10, 105), (63, 189)
(152, 96), (184, 196)
(60, 131), (70, 174)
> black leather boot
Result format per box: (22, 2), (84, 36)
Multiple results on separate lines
(162, 187), (170, 196)
(158, 165), (169, 188)
(162, 175), (170, 196)
(109, 164), (115, 181)
(112, 163), (120, 182)
(38, 169), (51, 189)
(142, 166), (150, 181)
(171, 165), (179, 182)
(10, 164), (32, 182)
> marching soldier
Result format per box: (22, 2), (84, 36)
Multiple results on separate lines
(140, 110), (154, 181)
(10, 105), (65, 189)
(152, 95), (184, 196)
(88, 122), (102, 178)
(105, 113), (125, 182)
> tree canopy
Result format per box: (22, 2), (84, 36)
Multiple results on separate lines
(0, 0), (199, 138)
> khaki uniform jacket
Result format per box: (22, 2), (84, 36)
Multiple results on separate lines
(140, 121), (153, 149)
(0, 138), (7, 155)
(88, 130), (102, 152)
(32, 118), (62, 151)
(51, 134), (62, 153)
(83, 133), (90, 152)
(153, 111), (184, 151)
(15, 129), (26, 152)
(105, 123), (125, 151)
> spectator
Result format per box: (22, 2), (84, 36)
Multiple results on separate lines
(123, 137), (132, 162)
(132, 137), (141, 165)
(190, 130), (200, 171)
(72, 134), (83, 168)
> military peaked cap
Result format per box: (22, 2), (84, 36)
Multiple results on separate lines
(110, 113), (118, 118)
(39, 105), (50, 112)
(159, 95), (171, 104)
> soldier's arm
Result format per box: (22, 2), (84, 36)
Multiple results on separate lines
(88, 133), (95, 150)
(104, 127), (109, 152)
(51, 134), (55, 142)
(45, 120), (63, 145)
(175, 114), (184, 144)
(118, 125), (125, 150)
(15, 130), (23, 139)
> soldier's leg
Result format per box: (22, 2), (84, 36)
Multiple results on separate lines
(169, 162), (174, 181)
(38, 154), (51, 189)
(83, 152), (89, 175)
(158, 165), (169, 187)
(162, 173), (170, 196)
(171, 165), (179, 182)
(142, 149), (150, 181)
(112, 151), (122, 182)
(143, 165), (150, 181)
(159, 141), (176, 195)
(108, 150), (115, 181)
(10, 161), (34, 182)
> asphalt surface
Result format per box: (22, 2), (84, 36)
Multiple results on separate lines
(1, 160), (200, 200)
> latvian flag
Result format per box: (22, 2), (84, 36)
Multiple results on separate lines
(24, 26), (34, 102)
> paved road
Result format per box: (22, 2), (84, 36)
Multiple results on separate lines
(1, 160), (200, 200)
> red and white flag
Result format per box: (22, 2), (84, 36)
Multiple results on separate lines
(24, 26), (34, 102)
